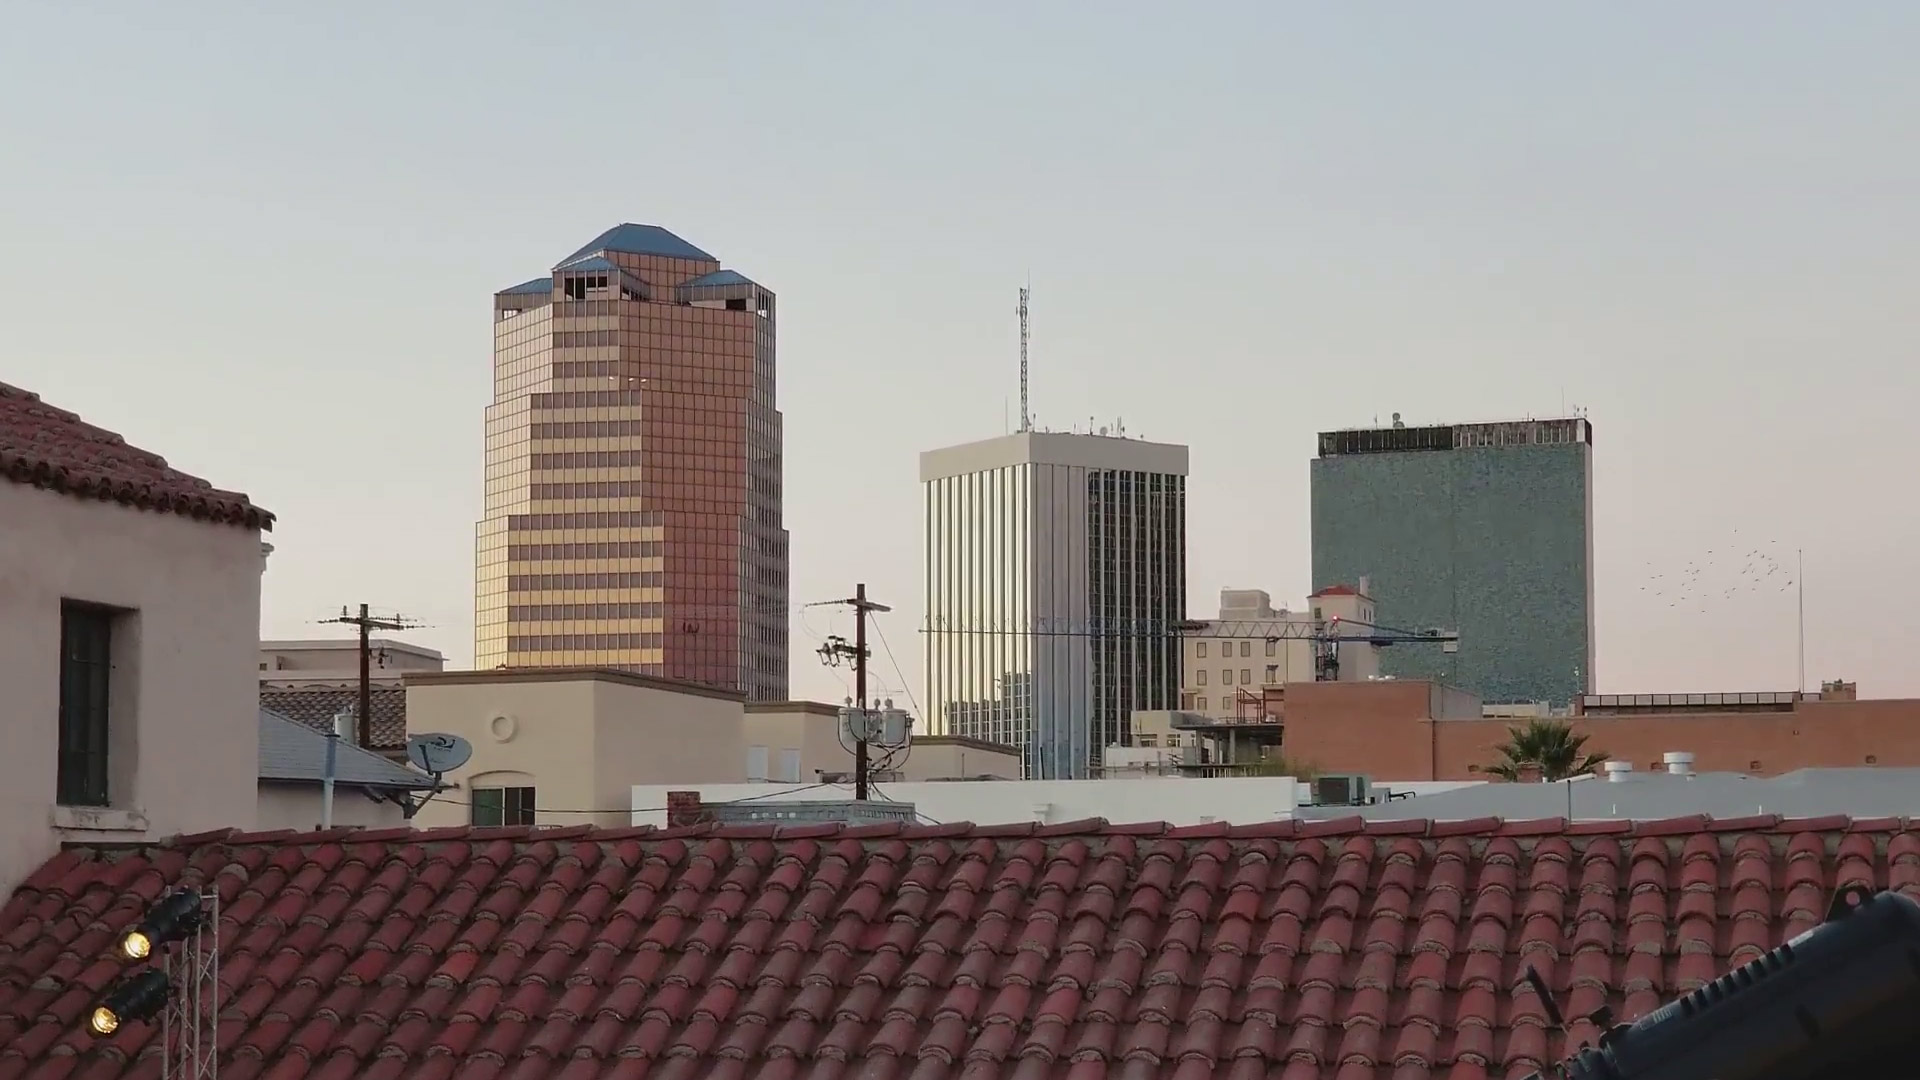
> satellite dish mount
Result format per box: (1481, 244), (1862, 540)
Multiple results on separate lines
(401, 733), (474, 819)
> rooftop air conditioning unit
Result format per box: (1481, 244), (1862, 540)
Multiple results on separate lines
(1313, 774), (1373, 807)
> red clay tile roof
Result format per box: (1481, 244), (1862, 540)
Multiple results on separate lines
(2, 815), (1916, 1080)
(0, 383), (272, 530)
(258, 685), (408, 752)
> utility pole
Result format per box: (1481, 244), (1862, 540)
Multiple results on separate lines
(321, 604), (419, 748)
(815, 584), (891, 799)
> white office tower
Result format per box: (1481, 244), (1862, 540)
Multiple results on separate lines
(920, 431), (1189, 779)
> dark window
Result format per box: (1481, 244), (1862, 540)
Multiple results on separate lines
(471, 786), (536, 827)
(58, 603), (114, 807)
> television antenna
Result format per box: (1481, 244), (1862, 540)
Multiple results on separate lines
(1017, 284), (1032, 433)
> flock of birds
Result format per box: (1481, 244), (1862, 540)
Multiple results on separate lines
(1644, 535), (1797, 613)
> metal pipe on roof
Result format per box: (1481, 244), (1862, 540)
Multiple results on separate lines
(322, 710), (349, 830)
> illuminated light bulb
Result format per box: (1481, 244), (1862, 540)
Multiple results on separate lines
(89, 1007), (120, 1036)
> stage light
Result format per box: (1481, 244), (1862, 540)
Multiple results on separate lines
(88, 969), (170, 1037)
(116, 889), (204, 961)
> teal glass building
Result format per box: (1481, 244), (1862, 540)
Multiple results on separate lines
(1310, 417), (1594, 706)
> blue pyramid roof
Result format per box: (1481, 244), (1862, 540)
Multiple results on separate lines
(499, 277), (554, 296)
(555, 255), (620, 273)
(683, 269), (753, 288)
(560, 224), (715, 266)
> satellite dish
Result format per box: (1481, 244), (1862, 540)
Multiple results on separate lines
(407, 733), (473, 775)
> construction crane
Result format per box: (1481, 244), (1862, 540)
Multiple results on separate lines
(1170, 616), (1458, 681)
(925, 614), (1460, 682)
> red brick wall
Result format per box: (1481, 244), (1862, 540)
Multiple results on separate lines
(1284, 682), (1920, 781)
(666, 790), (706, 827)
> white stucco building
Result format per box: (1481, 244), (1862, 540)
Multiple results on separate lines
(921, 430), (1189, 780)
(0, 382), (273, 895)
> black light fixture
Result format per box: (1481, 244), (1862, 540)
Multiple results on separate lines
(88, 968), (170, 1037)
(116, 889), (205, 962)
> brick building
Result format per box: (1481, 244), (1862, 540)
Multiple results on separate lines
(1275, 680), (1920, 781)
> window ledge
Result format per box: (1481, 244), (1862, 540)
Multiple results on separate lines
(50, 805), (150, 835)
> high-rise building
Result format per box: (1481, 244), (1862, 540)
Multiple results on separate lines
(475, 224), (788, 700)
(1310, 415), (1594, 705)
(920, 431), (1188, 778)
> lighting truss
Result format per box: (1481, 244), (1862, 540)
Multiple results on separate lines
(158, 890), (219, 1080)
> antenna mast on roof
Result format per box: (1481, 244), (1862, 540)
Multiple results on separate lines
(1017, 283), (1032, 433)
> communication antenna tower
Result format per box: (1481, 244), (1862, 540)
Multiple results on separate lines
(1017, 285), (1031, 433)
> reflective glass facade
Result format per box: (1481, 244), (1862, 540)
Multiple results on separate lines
(922, 433), (1187, 779)
(476, 228), (788, 700)
(1311, 418), (1593, 705)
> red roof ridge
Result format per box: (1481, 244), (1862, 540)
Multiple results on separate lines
(114, 812), (1920, 851)
(6, 804), (1920, 1077)
(0, 380), (272, 530)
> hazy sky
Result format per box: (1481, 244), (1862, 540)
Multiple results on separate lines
(5, 2), (1917, 706)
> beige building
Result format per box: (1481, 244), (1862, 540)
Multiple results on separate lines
(1179, 583), (1381, 720)
(260, 637), (446, 686)
(404, 668), (1021, 829)
(478, 224), (788, 701)
(0, 381), (272, 895)
(744, 702), (1021, 783)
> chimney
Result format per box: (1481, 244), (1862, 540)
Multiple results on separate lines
(1515, 763), (1544, 784)
(1603, 760), (1633, 783)
(1663, 751), (1695, 778)
(666, 790), (706, 828)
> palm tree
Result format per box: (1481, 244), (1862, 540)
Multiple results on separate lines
(1485, 720), (1607, 782)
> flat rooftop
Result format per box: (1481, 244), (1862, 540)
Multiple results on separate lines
(1317, 417), (1592, 456)
(920, 430), (1189, 482)
(1296, 766), (1920, 822)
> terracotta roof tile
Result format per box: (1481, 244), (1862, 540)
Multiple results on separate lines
(0, 382), (271, 529)
(258, 687), (408, 751)
(4, 816), (1919, 1080)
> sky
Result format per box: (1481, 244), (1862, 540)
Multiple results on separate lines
(4, 2), (1918, 706)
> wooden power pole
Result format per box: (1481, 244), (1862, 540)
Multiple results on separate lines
(816, 584), (891, 800)
(322, 604), (419, 747)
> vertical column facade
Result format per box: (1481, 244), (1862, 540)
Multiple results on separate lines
(922, 433), (1187, 778)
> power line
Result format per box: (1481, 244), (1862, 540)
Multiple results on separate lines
(437, 782), (842, 819)
(320, 604), (425, 748)
(870, 615), (921, 721)
(815, 584), (891, 801)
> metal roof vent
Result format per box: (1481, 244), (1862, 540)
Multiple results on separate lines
(1603, 760), (1633, 783)
(1664, 751), (1696, 778)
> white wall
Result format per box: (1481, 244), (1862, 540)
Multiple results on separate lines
(0, 484), (264, 895)
(632, 777), (1483, 827)
(636, 777), (1301, 827)
(255, 783), (408, 831)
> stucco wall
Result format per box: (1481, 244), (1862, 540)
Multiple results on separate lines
(741, 705), (1022, 782)
(0, 483), (263, 896)
(255, 782), (408, 831)
(405, 671), (746, 830)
